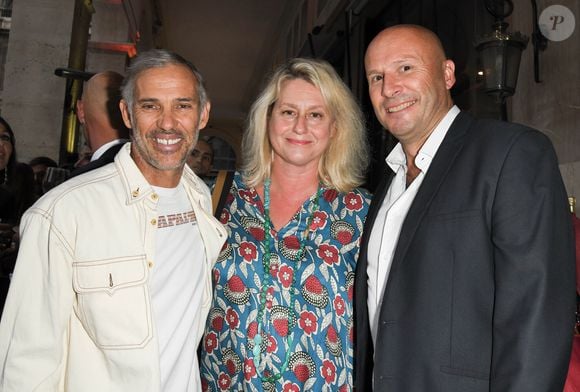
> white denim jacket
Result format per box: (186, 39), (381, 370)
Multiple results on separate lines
(0, 143), (227, 391)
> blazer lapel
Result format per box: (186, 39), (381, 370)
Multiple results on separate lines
(387, 112), (474, 283)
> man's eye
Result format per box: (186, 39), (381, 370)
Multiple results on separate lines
(140, 104), (158, 110)
(370, 75), (383, 83)
(177, 103), (193, 109)
(402, 65), (412, 72)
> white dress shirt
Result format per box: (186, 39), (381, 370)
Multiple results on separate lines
(90, 139), (128, 161)
(367, 105), (460, 346)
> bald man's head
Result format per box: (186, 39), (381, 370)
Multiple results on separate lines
(77, 71), (129, 151)
(364, 24), (456, 148)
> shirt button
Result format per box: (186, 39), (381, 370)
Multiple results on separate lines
(131, 189), (139, 198)
(151, 218), (157, 226)
(151, 193), (158, 200)
(148, 261), (154, 268)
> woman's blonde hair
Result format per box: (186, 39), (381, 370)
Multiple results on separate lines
(241, 58), (369, 193)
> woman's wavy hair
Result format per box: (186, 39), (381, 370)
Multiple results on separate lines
(241, 58), (369, 193)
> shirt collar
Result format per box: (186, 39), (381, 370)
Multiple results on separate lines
(91, 139), (129, 161)
(386, 105), (460, 173)
(114, 142), (205, 204)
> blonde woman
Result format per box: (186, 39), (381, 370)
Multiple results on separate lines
(200, 58), (370, 391)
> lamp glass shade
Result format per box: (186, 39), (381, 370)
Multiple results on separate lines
(475, 30), (528, 100)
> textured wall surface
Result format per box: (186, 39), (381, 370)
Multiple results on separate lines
(1, 0), (73, 163)
(510, 0), (579, 204)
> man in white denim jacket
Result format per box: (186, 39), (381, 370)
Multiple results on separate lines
(0, 49), (227, 391)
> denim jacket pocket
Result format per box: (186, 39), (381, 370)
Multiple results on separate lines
(73, 255), (152, 349)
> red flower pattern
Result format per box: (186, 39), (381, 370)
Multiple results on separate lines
(244, 358), (256, 381)
(238, 188), (257, 204)
(283, 382), (300, 392)
(317, 243), (339, 265)
(238, 241), (258, 262)
(204, 331), (218, 354)
(344, 192), (363, 211)
(321, 359), (337, 384)
(219, 209), (230, 224)
(266, 334), (277, 353)
(200, 174), (371, 390)
(333, 295), (346, 317)
(310, 211), (328, 230)
(217, 373), (231, 391)
(298, 310), (318, 335)
(226, 308), (239, 329)
(278, 265), (294, 288)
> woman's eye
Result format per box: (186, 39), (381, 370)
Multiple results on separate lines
(281, 110), (295, 116)
(309, 112), (323, 119)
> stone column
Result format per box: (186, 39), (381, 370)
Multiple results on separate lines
(1, 0), (74, 164)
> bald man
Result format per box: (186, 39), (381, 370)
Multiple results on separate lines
(354, 24), (575, 391)
(71, 71), (130, 177)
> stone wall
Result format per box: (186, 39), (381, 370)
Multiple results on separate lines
(510, 0), (580, 211)
(1, 0), (74, 163)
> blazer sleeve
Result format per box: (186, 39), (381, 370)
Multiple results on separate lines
(490, 129), (575, 391)
(0, 208), (73, 390)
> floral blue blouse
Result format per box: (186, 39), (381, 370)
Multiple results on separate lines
(200, 172), (371, 392)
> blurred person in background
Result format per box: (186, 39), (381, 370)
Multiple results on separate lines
(28, 156), (57, 198)
(0, 117), (36, 225)
(70, 71), (130, 177)
(186, 137), (214, 187)
(0, 116), (36, 315)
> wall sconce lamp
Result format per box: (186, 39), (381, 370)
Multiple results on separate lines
(474, 0), (529, 110)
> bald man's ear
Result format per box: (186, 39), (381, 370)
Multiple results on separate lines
(119, 99), (133, 129)
(444, 59), (456, 90)
(76, 99), (85, 124)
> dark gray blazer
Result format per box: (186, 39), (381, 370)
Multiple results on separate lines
(354, 111), (576, 391)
